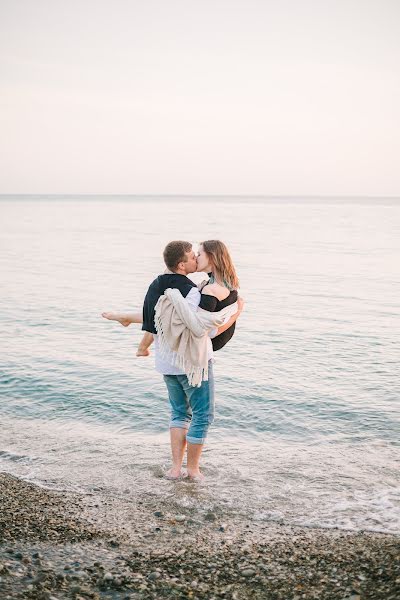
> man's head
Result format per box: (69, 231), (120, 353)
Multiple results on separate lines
(163, 240), (197, 275)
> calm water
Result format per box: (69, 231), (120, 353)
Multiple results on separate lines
(1, 196), (399, 534)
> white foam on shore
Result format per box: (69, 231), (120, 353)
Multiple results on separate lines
(1, 415), (399, 535)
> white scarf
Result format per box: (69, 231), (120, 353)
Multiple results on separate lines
(154, 288), (238, 387)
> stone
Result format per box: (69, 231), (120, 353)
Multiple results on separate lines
(241, 568), (256, 577)
(73, 571), (87, 578)
(204, 512), (217, 522)
(69, 586), (82, 594)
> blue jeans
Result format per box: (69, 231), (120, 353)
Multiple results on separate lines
(163, 361), (215, 444)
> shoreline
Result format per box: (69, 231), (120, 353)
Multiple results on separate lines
(1, 472), (399, 599)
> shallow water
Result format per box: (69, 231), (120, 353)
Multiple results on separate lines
(1, 196), (399, 534)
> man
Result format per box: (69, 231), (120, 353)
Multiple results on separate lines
(142, 240), (241, 481)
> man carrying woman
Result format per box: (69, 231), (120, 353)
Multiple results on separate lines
(103, 240), (243, 481)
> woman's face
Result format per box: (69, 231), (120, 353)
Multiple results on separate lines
(196, 245), (212, 273)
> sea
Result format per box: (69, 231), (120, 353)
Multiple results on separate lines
(1, 195), (399, 535)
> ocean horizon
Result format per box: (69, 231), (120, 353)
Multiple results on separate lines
(1, 193), (400, 203)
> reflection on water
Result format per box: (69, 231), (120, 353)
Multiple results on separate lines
(1, 197), (400, 534)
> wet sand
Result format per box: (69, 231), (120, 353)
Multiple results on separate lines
(0, 472), (399, 599)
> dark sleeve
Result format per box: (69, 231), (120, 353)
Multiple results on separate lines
(141, 278), (159, 334)
(142, 275), (196, 334)
(199, 294), (218, 312)
(211, 290), (238, 352)
(212, 323), (236, 351)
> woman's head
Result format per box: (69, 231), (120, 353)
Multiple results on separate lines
(197, 240), (239, 290)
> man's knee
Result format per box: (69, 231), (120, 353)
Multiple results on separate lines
(169, 414), (191, 429)
(190, 412), (214, 437)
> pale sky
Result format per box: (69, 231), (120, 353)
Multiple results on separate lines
(1, 0), (399, 196)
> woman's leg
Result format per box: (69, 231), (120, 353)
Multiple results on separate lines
(102, 311), (152, 356)
(136, 332), (154, 356)
(101, 311), (143, 327)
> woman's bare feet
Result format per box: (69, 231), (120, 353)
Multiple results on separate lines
(101, 312), (132, 327)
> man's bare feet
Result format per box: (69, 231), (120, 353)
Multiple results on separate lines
(136, 348), (150, 357)
(187, 469), (205, 482)
(101, 312), (132, 327)
(165, 467), (187, 480)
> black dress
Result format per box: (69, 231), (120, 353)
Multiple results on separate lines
(199, 290), (238, 351)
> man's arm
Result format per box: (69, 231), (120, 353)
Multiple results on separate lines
(185, 287), (201, 312)
(187, 288), (244, 337)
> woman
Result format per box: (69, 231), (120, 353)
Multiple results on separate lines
(196, 240), (239, 352)
(102, 239), (240, 355)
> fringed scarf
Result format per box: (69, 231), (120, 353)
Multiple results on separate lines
(154, 288), (238, 387)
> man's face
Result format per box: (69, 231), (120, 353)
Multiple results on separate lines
(182, 249), (198, 274)
(196, 244), (211, 273)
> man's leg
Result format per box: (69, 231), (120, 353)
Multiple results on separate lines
(163, 375), (192, 478)
(186, 442), (204, 479)
(169, 427), (187, 477)
(184, 362), (215, 480)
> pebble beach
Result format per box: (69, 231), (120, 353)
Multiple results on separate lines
(2, 199), (400, 598)
(1, 472), (399, 600)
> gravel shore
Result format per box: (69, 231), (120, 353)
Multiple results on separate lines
(0, 472), (399, 599)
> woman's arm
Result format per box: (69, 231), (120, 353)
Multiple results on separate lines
(216, 297), (244, 335)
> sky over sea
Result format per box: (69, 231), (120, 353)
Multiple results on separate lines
(1, 0), (399, 196)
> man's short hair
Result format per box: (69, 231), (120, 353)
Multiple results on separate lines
(163, 240), (192, 271)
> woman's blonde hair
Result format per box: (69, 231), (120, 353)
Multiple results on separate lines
(201, 240), (239, 290)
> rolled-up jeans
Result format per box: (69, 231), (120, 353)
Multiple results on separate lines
(163, 361), (215, 444)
